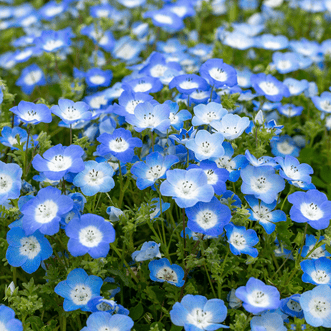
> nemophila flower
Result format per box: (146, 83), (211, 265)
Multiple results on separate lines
(0, 161), (22, 204)
(81, 312), (133, 331)
(81, 25), (115, 53)
(312, 91), (331, 113)
(106, 206), (124, 222)
(222, 31), (255, 50)
(132, 241), (161, 262)
(300, 257), (331, 286)
(271, 52), (300, 74)
(189, 87), (219, 105)
(0, 126), (36, 150)
(168, 101), (191, 131)
(169, 74), (209, 94)
(6, 227), (52, 274)
(241, 165), (285, 204)
(277, 103), (303, 117)
(54, 268), (103, 312)
(256, 34), (288, 50)
(126, 102), (171, 133)
(39, 1), (67, 20)
(85, 68), (112, 88)
(10, 100), (52, 125)
(288, 190), (331, 230)
(0, 305), (23, 331)
(73, 161), (115, 197)
(170, 294), (228, 330)
(160, 169), (214, 208)
(283, 78), (309, 96)
(51, 99), (92, 125)
(32, 144), (85, 180)
(300, 285), (331, 328)
(21, 186), (73, 235)
(34, 30), (71, 53)
(235, 277), (281, 314)
(186, 130), (225, 161)
(228, 288), (242, 309)
(192, 102), (227, 126)
(96, 128), (142, 163)
(122, 76), (163, 94)
(301, 235), (331, 259)
(225, 223), (259, 258)
(148, 198), (170, 219)
(250, 312), (286, 331)
(149, 258), (184, 287)
(112, 36), (144, 62)
(251, 73), (290, 102)
(211, 114), (250, 140)
(16, 64), (46, 95)
(213, 142), (248, 182)
(245, 150), (277, 168)
(131, 152), (178, 190)
(144, 9), (184, 33)
(65, 213), (115, 259)
(280, 294), (304, 318)
(275, 156), (313, 185)
(87, 296), (129, 315)
(245, 195), (286, 234)
(270, 135), (300, 157)
(200, 58), (237, 88)
(185, 196), (231, 236)
(188, 160), (228, 195)
(112, 89), (154, 117)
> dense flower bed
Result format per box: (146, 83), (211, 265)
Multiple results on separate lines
(1, 0), (331, 330)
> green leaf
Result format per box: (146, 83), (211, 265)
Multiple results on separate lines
(26, 316), (44, 331)
(130, 303), (144, 321)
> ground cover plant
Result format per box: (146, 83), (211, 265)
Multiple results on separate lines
(1, 0), (331, 330)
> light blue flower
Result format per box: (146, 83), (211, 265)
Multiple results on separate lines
(10, 100), (51, 124)
(132, 241), (161, 262)
(251, 312), (286, 331)
(283, 78), (309, 96)
(280, 294), (304, 318)
(312, 91), (331, 113)
(300, 257), (331, 286)
(0, 161), (22, 204)
(270, 135), (300, 157)
(301, 235), (331, 259)
(192, 102), (227, 126)
(0, 305), (23, 331)
(16, 64), (46, 95)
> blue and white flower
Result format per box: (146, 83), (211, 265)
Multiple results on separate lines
(250, 312), (286, 331)
(132, 241), (161, 262)
(34, 29), (71, 53)
(0, 305), (23, 331)
(280, 294), (304, 318)
(10, 100), (52, 124)
(81, 312), (133, 331)
(301, 235), (331, 259)
(192, 102), (227, 126)
(0, 161), (22, 204)
(169, 74), (209, 94)
(122, 76), (163, 94)
(300, 257), (331, 286)
(312, 91), (331, 113)
(283, 78), (309, 96)
(16, 64), (46, 95)
(270, 135), (300, 157)
(144, 9), (184, 33)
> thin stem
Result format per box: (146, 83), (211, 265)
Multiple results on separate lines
(209, 85), (214, 103)
(70, 125), (72, 145)
(182, 208), (186, 253)
(151, 131), (154, 152)
(117, 161), (124, 208)
(24, 124), (31, 178)
(204, 262), (217, 298)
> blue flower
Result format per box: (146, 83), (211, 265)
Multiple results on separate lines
(251, 73), (290, 102)
(300, 257), (331, 286)
(245, 150), (278, 168)
(241, 165), (285, 204)
(256, 34), (288, 50)
(106, 206), (124, 222)
(277, 103), (303, 117)
(87, 296), (129, 315)
(200, 58), (237, 88)
(300, 285), (331, 328)
(192, 102), (227, 126)
(185, 196), (231, 236)
(280, 294), (304, 318)
(283, 78), (309, 96)
(73, 161), (115, 196)
(81, 312), (134, 331)
(0, 305), (23, 331)
(250, 312), (286, 331)
(301, 235), (331, 259)
(271, 52), (300, 74)
(112, 36), (144, 62)
(167, 100), (192, 130)
(65, 213), (115, 259)
(149, 258), (184, 287)
(21, 186), (73, 236)
(160, 169), (214, 208)
(169, 74), (209, 94)
(39, 1), (67, 20)
(144, 9), (184, 33)
(186, 130), (225, 161)
(312, 91), (331, 113)
(131, 152), (178, 190)
(96, 128), (142, 163)
(34, 29), (71, 53)
(54, 268), (103, 312)
(211, 114), (250, 140)
(288, 190), (331, 230)
(235, 277), (281, 314)
(148, 198), (170, 219)
(132, 241), (161, 262)
(81, 25), (115, 53)
(122, 76), (163, 94)
(51, 99), (92, 125)
(6, 227), (52, 274)
(32, 144), (85, 180)
(225, 223), (259, 258)
(170, 294), (228, 330)
(85, 68), (113, 88)
(270, 135), (300, 157)
(10, 100), (52, 124)
(16, 64), (46, 95)
(126, 102), (171, 133)
(0, 126), (37, 150)
(0, 161), (22, 204)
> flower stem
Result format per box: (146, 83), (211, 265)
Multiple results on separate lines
(24, 124), (31, 178)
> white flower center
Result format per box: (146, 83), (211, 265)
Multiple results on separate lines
(21, 15), (37, 27)
(259, 81), (279, 95)
(16, 49), (33, 61)
(311, 270), (330, 284)
(90, 96), (107, 109)
(109, 137), (129, 152)
(251, 175), (272, 193)
(96, 301), (114, 311)
(248, 290), (270, 307)
(63, 106), (81, 120)
(146, 165), (166, 181)
(220, 125), (240, 136)
(84, 169), (105, 186)
(202, 111), (218, 123)
(320, 100), (331, 112)
(142, 112), (158, 127)
(0, 322), (8, 331)
(196, 209), (218, 229)
(24, 70), (42, 85)
(163, 45), (176, 53)
(186, 308), (213, 329)
(45, 6), (63, 17)
(287, 299), (302, 312)
(215, 156), (236, 172)
(150, 64), (167, 77)
(154, 14), (173, 25)
(237, 76), (248, 87)
(19, 236), (41, 259)
(179, 79), (199, 90)
(43, 39), (64, 52)
(198, 140), (215, 156)
(0, 174), (13, 193)
(307, 245), (326, 259)
(89, 75), (106, 85)
(79, 225), (103, 247)
(126, 99), (143, 114)
(277, 141), (295, 155)
(134, 80), (152, 93)
(191, 90), (209, 100)
(48, 154), (72, 171)
(277, 60), (291, 70)
(170, 113), (178, 124)
(252, 205), (272, 223)
(209, 67), (228, 82)
(229, 231), (246, 249)
(35, 200), (58, 224)
(263, 41), (281, 49)
(175, 180), (197, 198)
(300, 202), (324, 221)
(309, 297), (330, 318)
(70, 284), (92, 305)
(8, 136), (18, 146)
(204, 169), (218, 185)
(156, 266), (178, 282)
(284, 164), (301, 179)
(115, 44), (135, 60)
